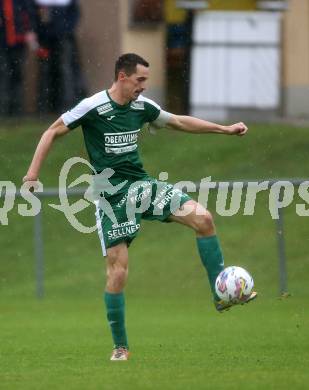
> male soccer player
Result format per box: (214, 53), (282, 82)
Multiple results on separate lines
(23, 53), (257, 361)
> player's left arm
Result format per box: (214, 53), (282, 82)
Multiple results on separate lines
(165, 114), (248, 136)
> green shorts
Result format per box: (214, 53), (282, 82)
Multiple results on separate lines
(95, 178), (191, 255)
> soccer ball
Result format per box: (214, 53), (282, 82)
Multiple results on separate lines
(215, 266), (254, 303)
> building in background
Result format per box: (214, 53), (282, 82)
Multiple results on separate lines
(24, 0), (309, 120)
(66, 0), (165, 106)
(167, 0), (309, 120)
(282, 0), (309, 118)
(189, 2), (283, 121)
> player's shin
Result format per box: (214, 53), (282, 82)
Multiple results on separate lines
(104, 291), (128, 349)
(196, 235), (224, 300)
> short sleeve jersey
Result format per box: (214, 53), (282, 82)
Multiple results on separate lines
(61, 90), (161, 185)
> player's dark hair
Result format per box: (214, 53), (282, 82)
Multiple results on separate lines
(115, 53), (149, 80)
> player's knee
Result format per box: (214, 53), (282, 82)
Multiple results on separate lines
(192, 210), (215, 236)
(109, 267), (128, 284)
(106, 264), (128, 291)
(106, 245), (128, 289)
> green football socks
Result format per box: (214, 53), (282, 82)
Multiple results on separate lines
(197, 235), (224, 300)
(104, 291), (128, 349)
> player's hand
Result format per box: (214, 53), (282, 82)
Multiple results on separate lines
(22, 176), (39, 192)
(226, 122), (248, 136)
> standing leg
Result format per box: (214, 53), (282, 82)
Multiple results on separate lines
(104, 242), (130, 360)
(169, 200), (224, 301)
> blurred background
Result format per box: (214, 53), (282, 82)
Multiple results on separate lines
(1, 0), (308, 120)
(0, 1), (308, 389)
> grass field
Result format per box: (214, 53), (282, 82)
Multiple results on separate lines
(1, 120), (309, 389)
(1, 297), (308, 390)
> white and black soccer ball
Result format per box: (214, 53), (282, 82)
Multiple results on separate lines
(215, 266), (254, 303)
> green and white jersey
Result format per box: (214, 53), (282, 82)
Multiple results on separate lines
(61, 90), (167, 185)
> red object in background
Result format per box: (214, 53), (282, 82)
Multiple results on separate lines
(4, 0), (17, 46)
(36, 47), (49, 59)
(3, 0), (30, 46)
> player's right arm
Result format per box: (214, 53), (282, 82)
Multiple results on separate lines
(23, 117), (70, 186)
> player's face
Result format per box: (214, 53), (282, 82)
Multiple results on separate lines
(121, 64), (149, 100)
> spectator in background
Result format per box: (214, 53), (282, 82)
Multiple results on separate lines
(33, 0), (87, 114)
(0, 0), (38, 116)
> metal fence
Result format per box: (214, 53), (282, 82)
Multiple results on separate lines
(7, 178), (308, 298)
